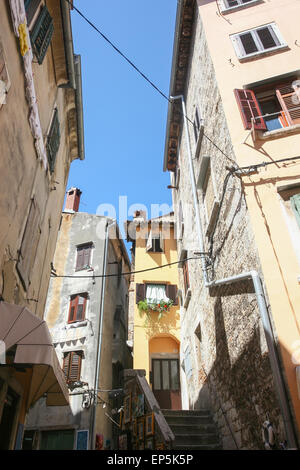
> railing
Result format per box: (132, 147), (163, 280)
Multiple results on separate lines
(123, 369), (175, 448)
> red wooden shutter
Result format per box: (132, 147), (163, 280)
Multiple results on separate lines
(234, 89), (267, 130)
(68, 296), (77, 323)
(62, 353), (71, 378)
(69, 352), (82, 382)
(136, 283), (146, 303)
(276, 83), (300, 126)
(166, 285), (178, 305)
(76, 294), (87, 321)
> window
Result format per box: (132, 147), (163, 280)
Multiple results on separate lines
(136, 283), (178, 305)
(146, 227), (164, 253)
(46, 108), (60, 173)
(62, 351), (83, 383)
(76, 243), (93, 271)
(231, 23), (286, 60)
(68, 294), (88, 323)
(278, 187), (300, 267)
(221, 0), (260, 11)
(193, 108), (202, 143)
(234, 79), (300, 131)
(30, 4), (54, 64)
(0, 40), (10, 108)
(17, 198), (41, 290)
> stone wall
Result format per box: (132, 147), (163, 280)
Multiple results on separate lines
(172, 5), (286, 449)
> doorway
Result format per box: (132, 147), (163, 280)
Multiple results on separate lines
(152, 358), (181, 409)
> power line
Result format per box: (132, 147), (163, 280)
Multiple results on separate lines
(64, 0), (238, 169)
(50, 256), (204, 279)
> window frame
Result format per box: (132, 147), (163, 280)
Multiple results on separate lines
(75, 243), (93, 271)
(220, 0), (262, 13)
(68, 293), (88, 324)
(231, 23), (287, 61)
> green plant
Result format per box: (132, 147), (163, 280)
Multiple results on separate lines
(137, 299), (174, 320)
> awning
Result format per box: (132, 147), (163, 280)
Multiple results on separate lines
(0, 301), (69, 408)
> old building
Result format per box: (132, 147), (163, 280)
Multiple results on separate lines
(24, 189), (132, 450)
(163, 0), (300, 449)
(0, 1), (84, 449)
(126, 211), (181, 410)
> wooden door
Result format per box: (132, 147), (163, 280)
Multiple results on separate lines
(152, 358), (181, 410)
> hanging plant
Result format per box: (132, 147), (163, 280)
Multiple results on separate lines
(138, 299), (174, 320)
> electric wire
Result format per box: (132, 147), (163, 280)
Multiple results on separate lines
(50, 256), (203, 279)
(63, 0), (239, 169)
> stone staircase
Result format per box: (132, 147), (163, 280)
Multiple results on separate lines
(162, 409), (222, 450)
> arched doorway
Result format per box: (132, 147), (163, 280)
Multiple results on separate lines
(149, 336), (181, 410)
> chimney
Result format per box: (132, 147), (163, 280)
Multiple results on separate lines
(65, 188), (82, 212)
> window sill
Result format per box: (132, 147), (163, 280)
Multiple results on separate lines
(184, 288), (192, 309)
(256, 124), (300, 141)
(220, 0), (263, 15)
(65, 320), (87, 329)
(75, 265), (92, 272)
(237, 45), (289, 63)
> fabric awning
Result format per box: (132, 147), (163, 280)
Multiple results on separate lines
(0, 301), (69, 408)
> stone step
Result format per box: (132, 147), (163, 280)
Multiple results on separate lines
(163, 415), (213, 425)
(172, 443), (222, 451)
(169, 423), (217, 434)
(173, 433), (220, 445)
(162, 409), (211, 417)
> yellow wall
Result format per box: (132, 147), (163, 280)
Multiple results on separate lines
(133, 222), (180, 383)
(198, 0), (300, 429)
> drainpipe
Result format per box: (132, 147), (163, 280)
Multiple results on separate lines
(170, 95), (298, 450)
(90, 219), (116, 449)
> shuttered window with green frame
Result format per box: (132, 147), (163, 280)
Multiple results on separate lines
(30, 4), (54, 65)
(46, 108), (60, 173)
(291, 194), (300, 229)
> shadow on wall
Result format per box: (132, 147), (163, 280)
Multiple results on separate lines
(193, 285), (287, 450)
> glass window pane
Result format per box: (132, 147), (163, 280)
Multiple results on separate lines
(153, 360), (161, 390)
(170, 360), (180, 390)
(162, 361), (170, 390)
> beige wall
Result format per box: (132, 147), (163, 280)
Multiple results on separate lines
(198, 0), (300, 431)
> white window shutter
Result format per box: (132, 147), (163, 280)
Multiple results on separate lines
(230, 34), (244, 59)
(146, 230), (152, 252)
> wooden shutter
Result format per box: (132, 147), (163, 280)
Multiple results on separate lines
(68, 294), (87, 323)
(276, 84), (300, 126)
(234, 89), (267, 130)
(76, 244), (91, 270)
(146, 230), (153, 252)
(68, 296), (77, 323)
(83, 246), (91, 267)
(46, 108), (60, 173)
(291, 194), (300, 229)
(69, 352), (82, 382)
(76, 247), (84, 270)
(17, 199), (41, 290)
(62, 353), (71, 378)
(25, 0), (42, 26)
(136, 283), (146, 303)
(30, 5), (54, 64)
(166, 285), (178, 305)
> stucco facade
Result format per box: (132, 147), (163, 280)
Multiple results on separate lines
(0, 0), (84, 450)
(25, 202), (132, 450)
(164, 0), (300, 449)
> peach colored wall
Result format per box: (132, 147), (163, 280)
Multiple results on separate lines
(198, 0), (300, 431)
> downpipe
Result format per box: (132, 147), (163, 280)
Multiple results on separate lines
(170, 95), (298, 449)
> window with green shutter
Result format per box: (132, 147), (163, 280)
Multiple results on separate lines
(46, 108), (60, 173)
(30, 4), (54, 65)
(291, 194), (300, 229)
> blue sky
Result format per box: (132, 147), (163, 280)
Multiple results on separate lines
(67, 1), (177, 239)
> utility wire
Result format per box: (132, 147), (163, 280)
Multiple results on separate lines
(50, 256), (203, 279)
(64, 0), (238, 169)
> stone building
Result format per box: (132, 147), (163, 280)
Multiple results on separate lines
(24, 189), (132, 450)
(0, 0), (84, 449)
(163, 0), (300, 449)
